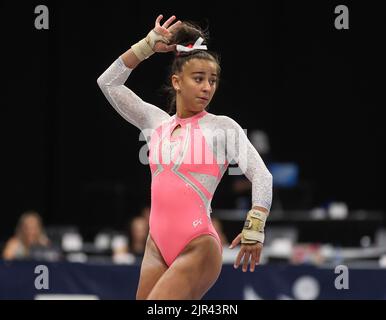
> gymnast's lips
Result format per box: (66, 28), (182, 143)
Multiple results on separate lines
(197, 97), (209, 101)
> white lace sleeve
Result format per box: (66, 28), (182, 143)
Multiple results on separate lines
(221, 116), (273, 211)
(97, 56), (170, 131)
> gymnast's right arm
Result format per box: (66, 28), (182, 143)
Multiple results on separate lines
(97, 54), (169, 131)
(97, 15), (181, 131)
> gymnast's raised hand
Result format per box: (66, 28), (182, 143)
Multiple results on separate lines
(130, 14), (182, 61)
(152, 14), (182, 52)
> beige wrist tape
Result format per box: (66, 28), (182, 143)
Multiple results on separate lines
(241, 209), (267, 244)
(131, 29), (169, 61)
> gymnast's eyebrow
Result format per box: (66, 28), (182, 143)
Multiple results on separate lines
(191, 71), (218, 76)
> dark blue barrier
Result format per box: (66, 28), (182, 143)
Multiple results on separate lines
(1, 260), (385, 299)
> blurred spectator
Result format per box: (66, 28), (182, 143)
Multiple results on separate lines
(2, 210), (51, 260)
(127, 215), (149, 258)
(140, 205), (150, 224)
(112, 207), (150, 263)
(212, 217), (229, 247)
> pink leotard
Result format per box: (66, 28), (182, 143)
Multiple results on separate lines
(97, 57), (273, 266)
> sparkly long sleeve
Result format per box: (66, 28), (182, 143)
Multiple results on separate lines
(97, 56), (170, 131)
(222, 116), (273, 211)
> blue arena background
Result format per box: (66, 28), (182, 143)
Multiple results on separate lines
(1, 261), (385, 300)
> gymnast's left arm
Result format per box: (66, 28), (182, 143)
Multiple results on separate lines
(222, 116), (273, 272)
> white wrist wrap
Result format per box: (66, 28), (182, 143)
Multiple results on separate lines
(131, 29), (169, 61)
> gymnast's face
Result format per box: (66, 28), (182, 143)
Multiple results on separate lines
(172, 58), (218, 113)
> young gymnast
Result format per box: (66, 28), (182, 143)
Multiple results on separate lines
(97, 14), (272, 299)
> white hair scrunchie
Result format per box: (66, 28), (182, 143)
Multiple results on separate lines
(176, 37), (207, 53)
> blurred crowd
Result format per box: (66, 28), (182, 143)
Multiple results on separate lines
(1, 207), (229, 264)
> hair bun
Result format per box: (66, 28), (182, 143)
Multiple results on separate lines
(171, 21), (209, 48)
